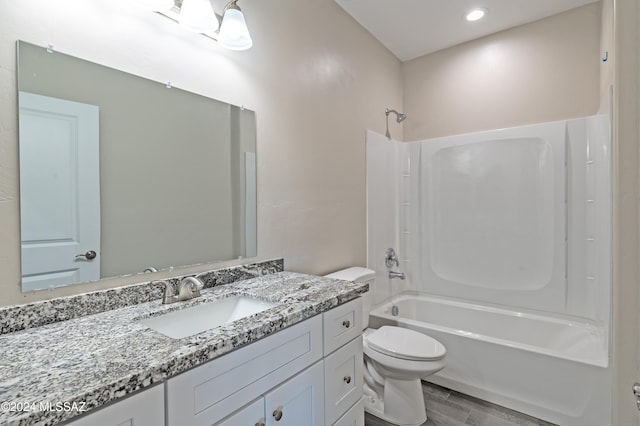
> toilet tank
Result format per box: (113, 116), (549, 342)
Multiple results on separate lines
(324, 267), (376, 329)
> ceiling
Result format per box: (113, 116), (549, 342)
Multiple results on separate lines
(334, 0), (600, 62)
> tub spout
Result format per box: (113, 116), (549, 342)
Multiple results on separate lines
(389, 270), (405, 280)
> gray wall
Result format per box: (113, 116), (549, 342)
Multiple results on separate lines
(402, 3), (601, 140)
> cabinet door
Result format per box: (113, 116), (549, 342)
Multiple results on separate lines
(216, 397), (265, 426)
(333, 398), (364, 426)
(65, 385), (163, 426)
(265, 361), (324, 426)
(324, 337), (363, 425)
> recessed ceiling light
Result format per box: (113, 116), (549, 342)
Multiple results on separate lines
(465, 8), (486, 22)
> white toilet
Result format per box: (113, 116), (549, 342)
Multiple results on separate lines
(325, 267), (446, 426)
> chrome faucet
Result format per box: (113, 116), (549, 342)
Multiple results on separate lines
(389, 270), (405, 280)
(178, 276), (202, 300)
(385, 248), (405, 280)
(385, 248), (400, 268)
(160, 276), (203, 304)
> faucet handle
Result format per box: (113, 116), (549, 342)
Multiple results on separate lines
(191, 276), (204, 297)
(190, 283), (201, 298)
(158, 280), (178, 304)
(385, 248), (400, 268)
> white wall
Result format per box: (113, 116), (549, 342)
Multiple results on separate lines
(365, 131), (412, 305)
(0, 0), (403, 306)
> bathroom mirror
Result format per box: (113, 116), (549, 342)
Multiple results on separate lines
(17, 40), (257, 292)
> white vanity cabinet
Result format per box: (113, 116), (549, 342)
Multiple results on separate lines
(64, 384), (164, 426)
(169, 297), (363, 426)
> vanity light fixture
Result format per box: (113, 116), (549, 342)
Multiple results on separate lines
(464, 8), (487, 22)
(218, 0), (253, 50)
(152, 0), (253, 50)
(179, 0), (219, 33)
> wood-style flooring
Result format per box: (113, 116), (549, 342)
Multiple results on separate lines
(364, 382), (558, 426)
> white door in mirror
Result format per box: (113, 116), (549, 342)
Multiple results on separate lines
(19, 92), (101, 291)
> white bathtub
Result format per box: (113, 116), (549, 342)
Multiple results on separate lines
(368, 292), (611, 426)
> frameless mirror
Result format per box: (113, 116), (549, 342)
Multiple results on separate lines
(17, 40), (257, 292)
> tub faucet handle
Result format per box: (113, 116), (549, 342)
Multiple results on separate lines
(385, 248), (399, 268)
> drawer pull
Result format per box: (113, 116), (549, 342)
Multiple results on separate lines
(342, 320), (351, 328)
(256, 422), (266, 426)
(344, 375), (352, 384)
(273, 408), (283, 421)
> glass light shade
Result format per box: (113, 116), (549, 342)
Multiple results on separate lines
(218, 8), (253, 50)
(179, 0), (219, 33)
(138, 0), (175, 11)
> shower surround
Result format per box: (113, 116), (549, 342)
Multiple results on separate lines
(365, 115), (612, 425)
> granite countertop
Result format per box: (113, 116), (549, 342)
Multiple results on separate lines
(0, 271), (368, 426)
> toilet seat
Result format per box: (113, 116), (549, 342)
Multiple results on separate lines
(366, 326), (446, 361)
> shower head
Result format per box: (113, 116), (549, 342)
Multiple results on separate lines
(385, 108), (407, 123)
(385, 108), (407, 139)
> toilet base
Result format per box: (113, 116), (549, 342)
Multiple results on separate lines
(363, 377), (427, 426)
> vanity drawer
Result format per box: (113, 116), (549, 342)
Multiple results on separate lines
(167, 315), (322, 426)
(323, 297), (362, 355)
(324, 336), (363, 425)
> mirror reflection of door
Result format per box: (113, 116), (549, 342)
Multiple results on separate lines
(19, 92), (101, 291)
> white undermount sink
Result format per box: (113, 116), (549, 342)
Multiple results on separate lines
(139, 295), (278, 339)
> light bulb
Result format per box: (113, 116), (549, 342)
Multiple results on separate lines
(218, 8), (252, 50)
(465, 9), (486, 22)
(179, 0), (219, 33)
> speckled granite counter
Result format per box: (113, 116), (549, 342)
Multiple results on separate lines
(0, 271), (367, 425)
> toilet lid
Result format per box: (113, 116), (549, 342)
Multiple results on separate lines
(367, 326), (446, 361)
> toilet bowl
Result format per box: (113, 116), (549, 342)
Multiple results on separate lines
(325, 267), (446, 426)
